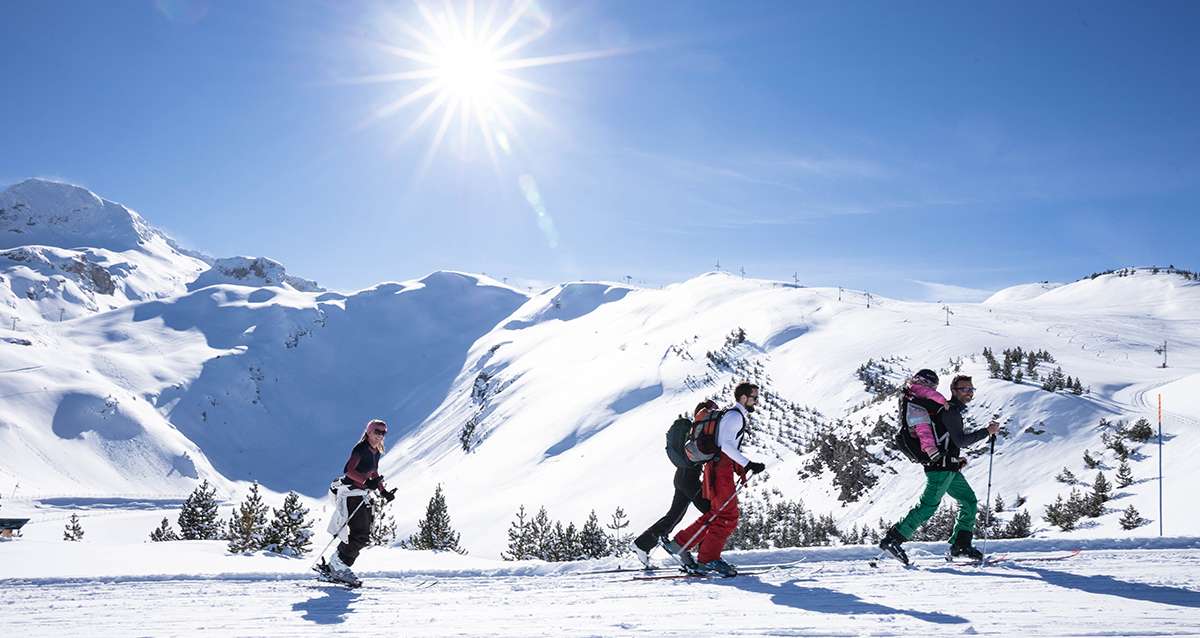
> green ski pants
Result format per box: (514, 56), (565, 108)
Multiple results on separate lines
(896, 470), (978, 541)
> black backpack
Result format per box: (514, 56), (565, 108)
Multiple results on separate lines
(665, 406), (724, 468)
(894, 394), (931, 464)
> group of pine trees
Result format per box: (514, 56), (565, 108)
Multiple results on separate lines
(982, 347), (1084, 394)
(501, 506), (630, 561)
(726, 493), (843, 549)
(1087, 266), (1198, 281)
(146, 480), (315, 557)
(854, 357), (902, 398)
(1044, 418), (1151, 531)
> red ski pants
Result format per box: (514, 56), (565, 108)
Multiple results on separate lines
(673, 455), (740, 563)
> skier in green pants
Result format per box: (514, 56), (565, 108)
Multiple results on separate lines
(880, 374), (999, 564)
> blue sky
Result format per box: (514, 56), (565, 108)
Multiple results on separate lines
(2, 1), (1197, 300)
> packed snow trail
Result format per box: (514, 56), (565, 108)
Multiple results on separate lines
(5, 548), (1199, 637)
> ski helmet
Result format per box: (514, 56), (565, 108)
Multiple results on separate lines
(914, 369), (939, 386)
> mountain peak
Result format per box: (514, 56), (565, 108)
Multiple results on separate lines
(0, 178), (159, 252)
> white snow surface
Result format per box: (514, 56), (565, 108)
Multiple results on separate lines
(2, 537), (1199, 636)
(1, 180), (1199, 635)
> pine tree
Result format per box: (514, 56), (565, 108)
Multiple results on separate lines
(1116, 460), (1135, 487)
(605, 506), (631, 556)
(1092, 472), (1111, 503)
(1082, 449), (1099, 469)
(264, 491), (314, 556)
(178, 479), (222, 540)
(501, 505), (534, 561)
(226, 482), (270, 553)
(994, 494), (1005, 513)
(912, 505), (957, 541)
(1127, 418), (1154, 443)
(1071, 378), (1084, 395)
(1001, 356), (1014, 381)
(63, 513), (84, 541)
(367, 492), (397, 547)
(529, 507), (552, 560)
(1002, 510), (1033, 538)
(1119, 505), (1147, 530)
(578, 510), (610, 559)
(406, 484), (465, 553)
(1025, 352), (1039, 379)
(1043, 494), (1078, 531)
(1055, 467), (1077, 484)
(149, 517), (180, 542)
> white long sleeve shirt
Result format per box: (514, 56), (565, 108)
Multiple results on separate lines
(717, 402), (751, 468)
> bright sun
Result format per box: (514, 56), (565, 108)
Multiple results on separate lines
(352, 1), (624, 171)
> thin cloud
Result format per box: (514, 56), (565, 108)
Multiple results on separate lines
(908, 279), (995, 303)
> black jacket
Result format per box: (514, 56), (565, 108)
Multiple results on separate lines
(925, 397), (990, 473)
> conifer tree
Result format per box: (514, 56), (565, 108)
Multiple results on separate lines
(264, 491), (315, 556)
(1116, 460), (1135, 487)
(1092, 472), (1112, 503)
(1055, 467), (1077, 484)
(1043, 494), (1079, 531)
(406, 484), (465, 553)
(606, 506), (632, 556)
(578, 510), (610, 559)
(1082, 449), (1100, 469)
(226, 482), (270, 553)
(994, 494), (1005, 513)
(529, 507), (552, 560)
(149, 517), (180, 542)
(366, 492), (397, 547)
(63, 513), (85, 542)
(1003, 510), (1033, 538)
(1119, 505), (1147, 530)
(178, 479), (222, 540)
(502, 505), (534, 561)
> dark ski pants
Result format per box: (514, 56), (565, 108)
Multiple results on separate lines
(634, 465), (710, 552)
(675, 456), (738, 563)
(896, 470), (977, 541)
(336, 495), (373, 566)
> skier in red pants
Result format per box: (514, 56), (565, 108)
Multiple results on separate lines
(671, 382), (766, 577)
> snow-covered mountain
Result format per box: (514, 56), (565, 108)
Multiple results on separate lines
(1, 179), (1197, 559)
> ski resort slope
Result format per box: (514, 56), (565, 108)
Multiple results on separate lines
(3, 539), (1199, 637)
(387, 269), (1200, 555)
(2, 179), (1199, 561)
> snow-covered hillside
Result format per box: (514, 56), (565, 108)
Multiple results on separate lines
(1, 179), (1197, 562)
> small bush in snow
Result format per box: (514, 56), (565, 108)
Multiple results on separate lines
(149, 517), (180, 542)
(63, 514), (84, 542)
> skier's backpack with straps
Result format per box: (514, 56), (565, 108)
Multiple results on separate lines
(894, 393), (931, 464)
(665, 401), (724, 469)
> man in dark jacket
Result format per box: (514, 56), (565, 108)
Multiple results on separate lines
(880, 374), (999, 564)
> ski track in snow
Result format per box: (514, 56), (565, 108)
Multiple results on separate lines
(4, 549), (1200, 637)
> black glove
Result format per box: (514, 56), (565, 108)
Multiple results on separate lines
(745, 461), (766, 475)
(364, 476), (382, 490)
(381, 487), (396, 503)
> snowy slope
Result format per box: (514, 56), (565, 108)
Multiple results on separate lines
(1, 179), (1197, 562)
(2, 537), (1199, 637)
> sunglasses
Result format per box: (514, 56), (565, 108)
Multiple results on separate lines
(372, 429), (388, 436)
(954, 386), (976, 393)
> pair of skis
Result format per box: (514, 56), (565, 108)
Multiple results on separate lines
(871, 548), (1081, 569)
(629, 559), (807, 581)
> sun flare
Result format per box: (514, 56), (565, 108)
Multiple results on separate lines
(350, 1), (625, 171)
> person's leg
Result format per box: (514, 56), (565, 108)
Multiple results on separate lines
(946, 472), (979, 539)
(337, 495), (373, 566)
(695, 459), (738, 563)
(895, 471), (955, 539)
(633, 465), (700, 551)
(674, 464), (716, 550)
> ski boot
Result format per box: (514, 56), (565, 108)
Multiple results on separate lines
(878, 526), (910, 565)
(948, 530), (984, 563)
(630, 541), (652, 570)
(322, 552), (362, 587)
(697, 558), (738, 577)
(658, 535), (699, 572)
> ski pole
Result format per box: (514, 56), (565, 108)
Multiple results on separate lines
(314, 494), (370, 565)
(676, 472), (755, 563)
(980, 434), (996, 561)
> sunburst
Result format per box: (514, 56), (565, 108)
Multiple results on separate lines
(351, 0), (625, 171)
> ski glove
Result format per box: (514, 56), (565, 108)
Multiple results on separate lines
(381, 487), (397, 503)
(365, 476), (383, 490)
(745, 461), (766, 475)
